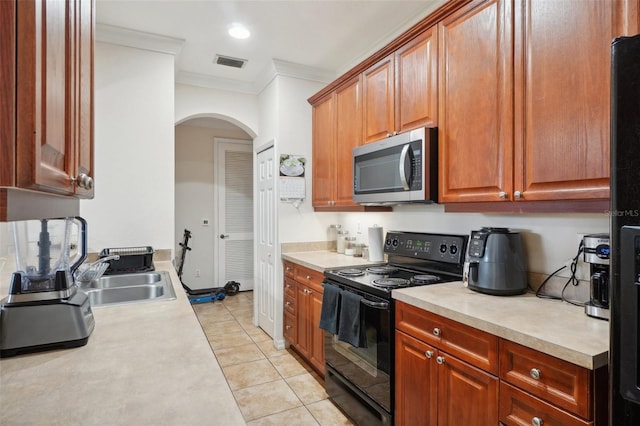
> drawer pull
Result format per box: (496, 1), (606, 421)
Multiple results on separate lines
(285, 325), (292, 330)
(306, 275), (311, 280)
(436, 356), (445, 364)
(425, 350), (434, 359)
(286, 301), (292, 306)
(286, 284), (291, 288)
(532, 417), (543, 426)
(433, 328), (441, 337)
(530, 368), (542, 380)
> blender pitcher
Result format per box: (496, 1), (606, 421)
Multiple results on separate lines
(11, 217), (87, 293)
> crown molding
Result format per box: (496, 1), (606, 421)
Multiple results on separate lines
(96, 23), (185, 56)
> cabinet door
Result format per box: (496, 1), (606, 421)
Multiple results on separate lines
(438, 353), (499, 426)
(296, 284), (310, 358)
(0, 0), (15, 187)
(395, 26), (438, 132)
(309, 287), (325, 375)
(312, 94), (335, 207)
(438, 0), (514, 203)
(362, 54), (395, 143)
(512, 0), (629, 201)
(395, 331), (438, 426)
(334, 75), (362, 207)
(72, 0), (94, 198)
(16, 0), (75, 195)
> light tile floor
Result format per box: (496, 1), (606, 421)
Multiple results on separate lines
(192, 291), (354, 425)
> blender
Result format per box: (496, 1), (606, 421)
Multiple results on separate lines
(0, 217), (95, 357)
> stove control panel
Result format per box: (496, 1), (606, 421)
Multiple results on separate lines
(384, 231), (467, 264)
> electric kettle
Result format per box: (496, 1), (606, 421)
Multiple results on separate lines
(464, 227), (527, 296)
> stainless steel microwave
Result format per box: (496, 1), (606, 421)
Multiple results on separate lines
(353, 127), (438, 205)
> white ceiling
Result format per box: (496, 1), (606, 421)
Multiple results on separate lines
(96, 0), (447, 94)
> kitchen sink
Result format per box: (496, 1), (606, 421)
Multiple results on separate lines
(78, 271), (176, 307)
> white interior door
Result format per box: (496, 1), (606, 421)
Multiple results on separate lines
(215, 139), (254, 290)
(255, 146), (276, 336)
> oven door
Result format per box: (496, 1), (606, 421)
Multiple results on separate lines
(324, 289), (392, 413)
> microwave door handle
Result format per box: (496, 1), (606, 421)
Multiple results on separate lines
(399, 144), (411, 190)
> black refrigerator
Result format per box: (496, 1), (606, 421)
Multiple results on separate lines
(610, 33), (640, 425)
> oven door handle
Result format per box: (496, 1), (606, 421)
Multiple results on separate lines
(360, 299), (389, 310)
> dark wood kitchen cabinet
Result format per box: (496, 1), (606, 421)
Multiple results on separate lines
(439, 0), (638, 208)
(1, 0), (95, 220)
(282, 260), (325, 375)
(362, 25), (438, 143)
(395, 301), (499, 426)
(395, 301), (607, 426)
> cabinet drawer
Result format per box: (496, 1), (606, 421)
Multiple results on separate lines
(283, 261), (295, 278)
(294, 265), (324, 288)
(284, 293), (296, 315)
(500, 382), (591, 426)
(499, 339), (591, 419)
(395, 301), (498, 374)
(284, 277), (296, 298)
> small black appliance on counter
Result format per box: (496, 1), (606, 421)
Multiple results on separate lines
(582, 233), (610, 320)
(464, 227), (527, 295)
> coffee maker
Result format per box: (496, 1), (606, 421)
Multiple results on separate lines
(0, 217), (95, 357)
(583, 233), (610, 320)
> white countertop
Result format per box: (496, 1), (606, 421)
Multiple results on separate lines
(282, 251), (385, 272)
(0, 262), (245, 425)
(393, 282), (609, 370)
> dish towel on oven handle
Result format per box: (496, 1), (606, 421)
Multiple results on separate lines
(319, 283), (341, 334)
(337, 290), (367, 348)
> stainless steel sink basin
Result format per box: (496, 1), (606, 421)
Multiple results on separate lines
(79, 271), (176, 307)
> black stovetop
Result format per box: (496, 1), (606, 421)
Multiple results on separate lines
(324, 231), (468, 299)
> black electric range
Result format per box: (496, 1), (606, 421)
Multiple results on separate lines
(324, 231), (468, 299)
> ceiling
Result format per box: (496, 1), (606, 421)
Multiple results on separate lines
(95, 0), (447, 95)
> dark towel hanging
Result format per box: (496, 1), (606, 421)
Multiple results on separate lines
(319, 283), (341, 334)
(337, 290), (367, 348)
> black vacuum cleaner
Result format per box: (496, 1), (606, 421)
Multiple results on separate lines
(176, 229), (240, 303)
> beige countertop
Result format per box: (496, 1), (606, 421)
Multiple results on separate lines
(0, 262), (246, 426)
(282, 250), (385, 272)
(393, 282), (609, 370)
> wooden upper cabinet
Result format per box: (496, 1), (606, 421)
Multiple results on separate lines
(10, 0), (94, 200)
(311, 94), (335, 207)
(363, 55), (395, 143)
(395, 25), (438, 133)
(363, 26), (439, 143)
(438, 0), (514, 203)
(334, 75), (363, 206)
(512, 0), (633, 201)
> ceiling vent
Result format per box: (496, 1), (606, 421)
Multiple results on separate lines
(214, 54), (247, 69)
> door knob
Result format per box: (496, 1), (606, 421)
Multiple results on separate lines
(220, 234), (230, 239)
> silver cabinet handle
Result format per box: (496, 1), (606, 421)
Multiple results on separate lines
(285, 301), (291, 306)
(498, 191), (507, 199)
(436, 356), (445, 364)
(425, 350), (434, 359)
(532, 417), (543, 426)
(433, 328), (441, 337)
(285, 325), (292, 330)
(530, 368), (541, 380)
(393, 131), (399, 136)
(70, 173), (93, 190)
(386, 133), (392, 138)
(306, 275), (311, 280)
(285, 284), (291, 289)
(514, 190), (523, 199)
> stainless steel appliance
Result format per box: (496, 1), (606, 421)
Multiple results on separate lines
(322, 231), (467, 425)
(583, 234), (610, 320)
(610, 33), (640, 425)
(464, 227), (527, 296)
(353, 127), (437, 205)
(0, 217), (94, 358)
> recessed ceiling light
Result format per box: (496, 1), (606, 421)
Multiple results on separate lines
(228, 23), (250, 39)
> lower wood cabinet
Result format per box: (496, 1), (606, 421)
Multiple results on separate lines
(395, 301), (606, 425)
(282, 260), (325, 375)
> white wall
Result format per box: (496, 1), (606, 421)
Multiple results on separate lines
(174, 124), (251, 288)
(79, 43), (176, 254)
(175, 84), (259, 137)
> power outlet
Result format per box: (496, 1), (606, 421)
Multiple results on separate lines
(195, 269), (201, 277)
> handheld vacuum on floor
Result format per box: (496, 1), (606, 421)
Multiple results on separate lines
(176, 229), (240, 304)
